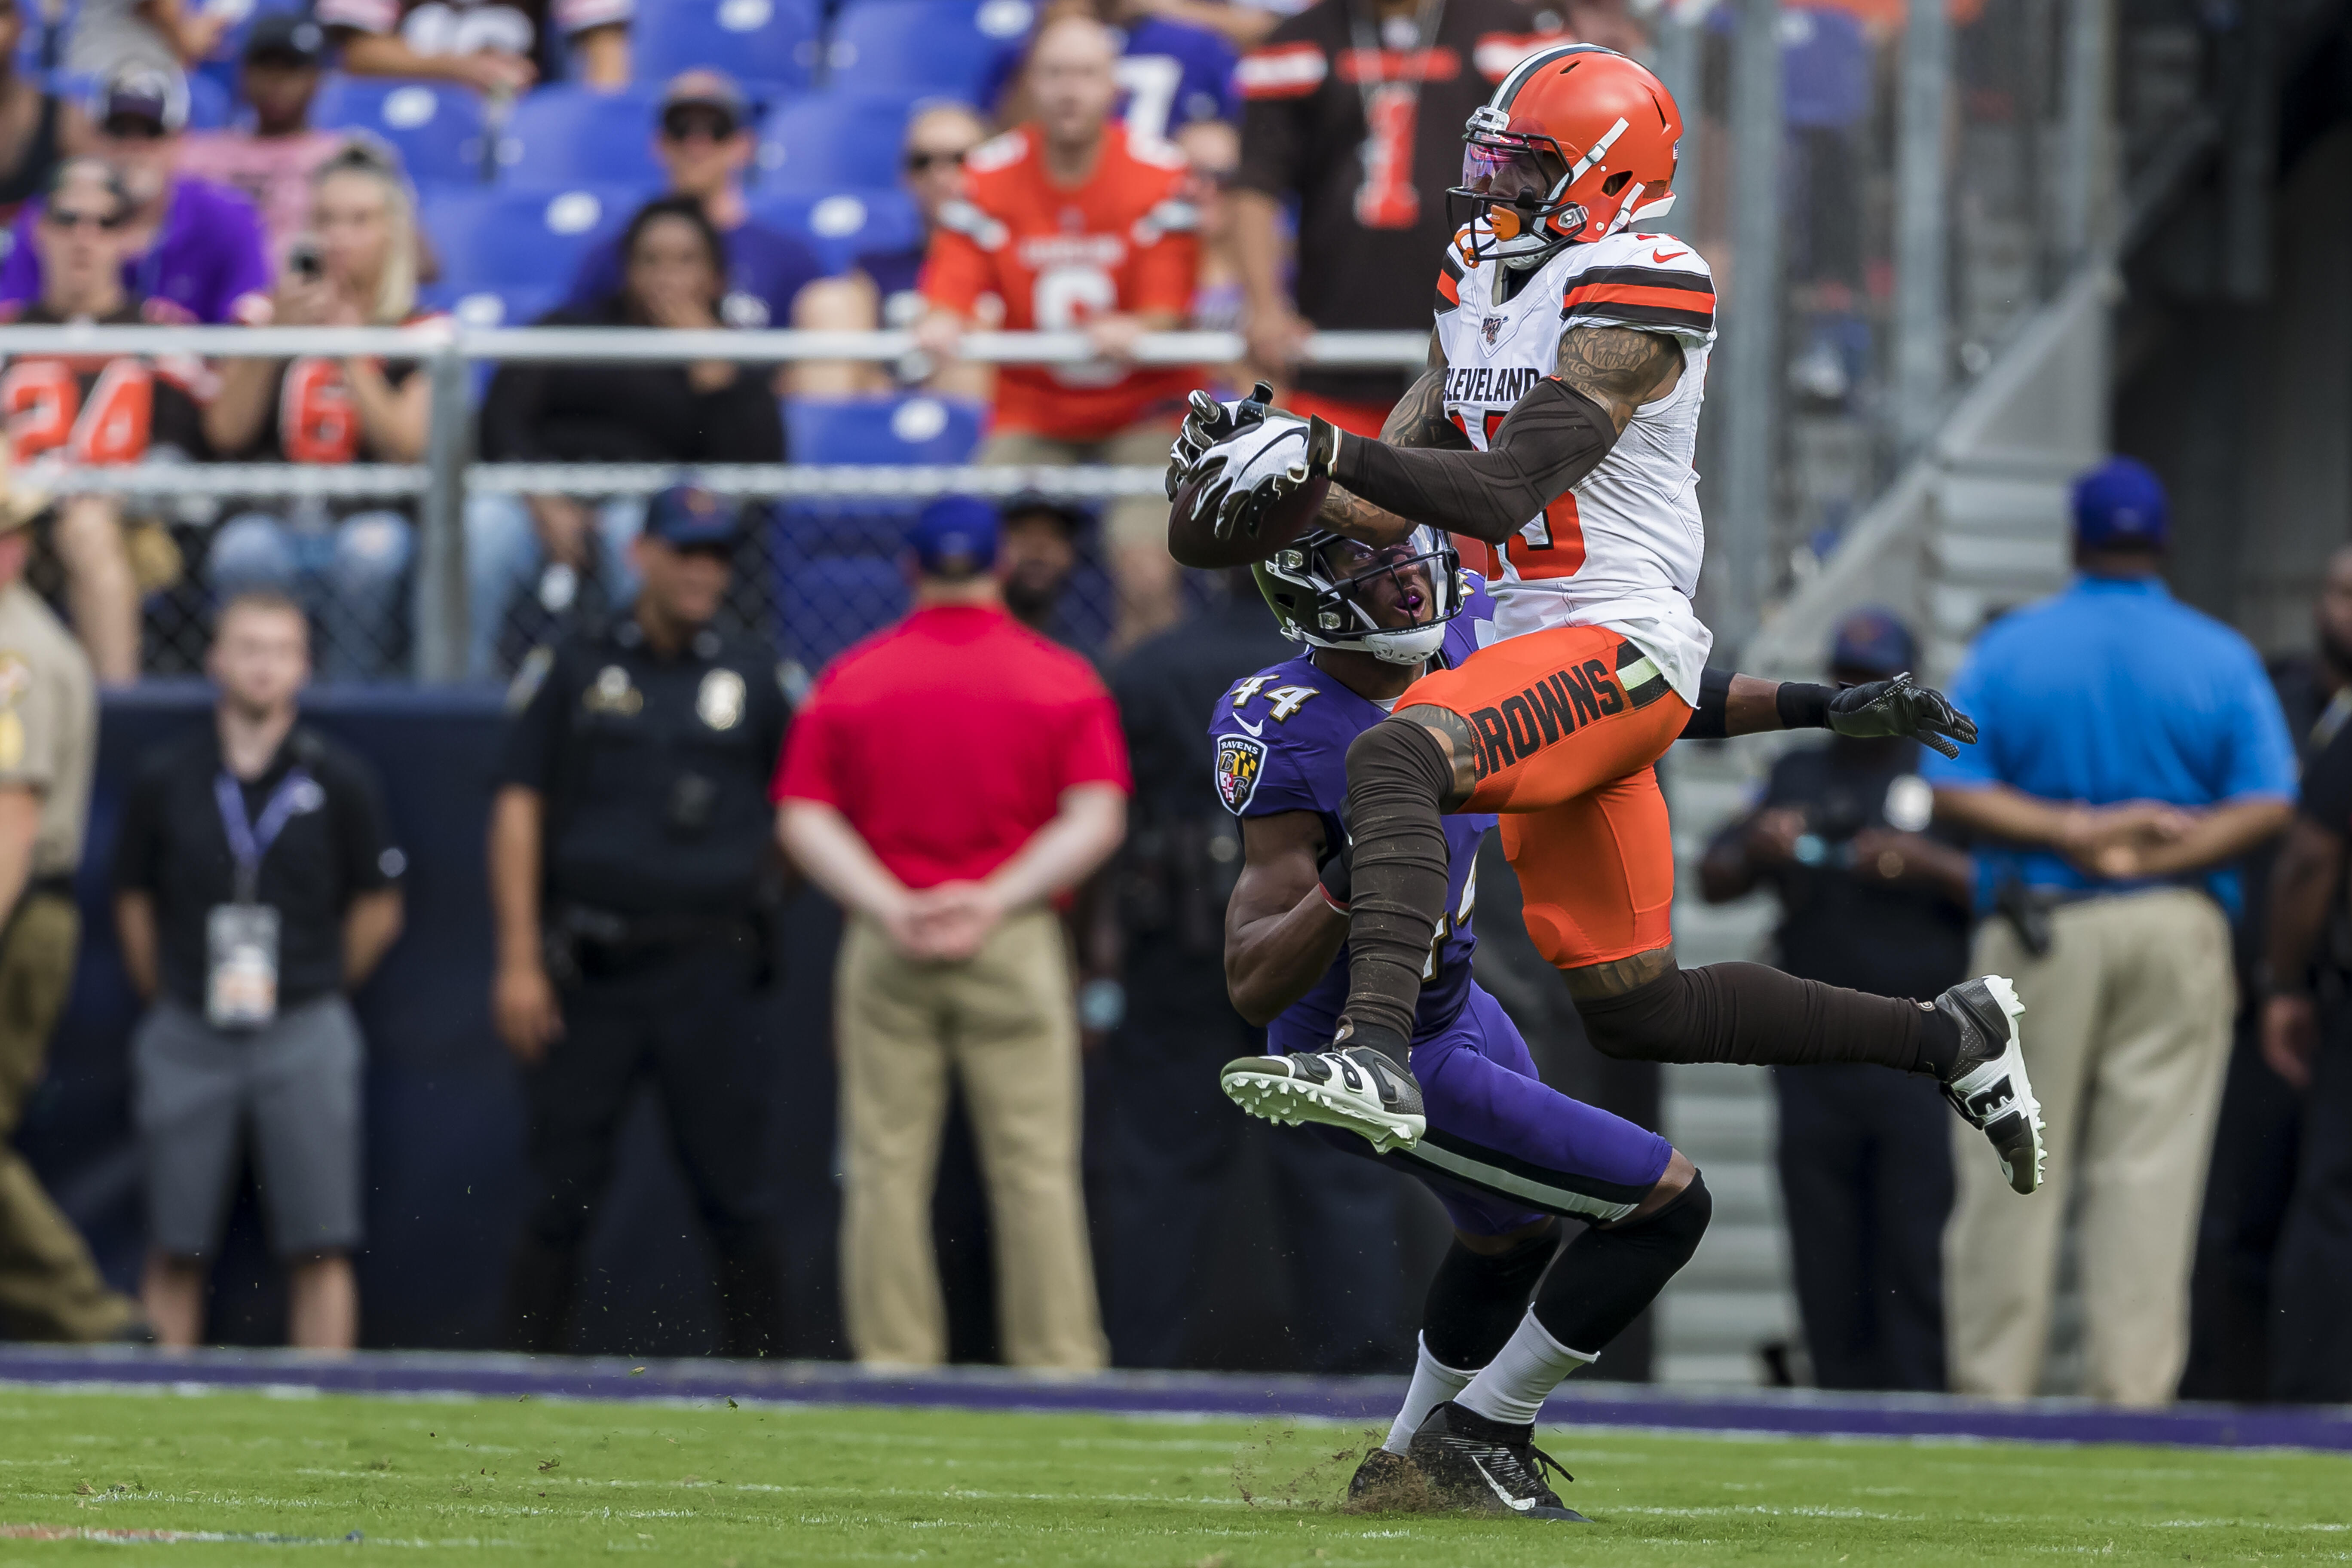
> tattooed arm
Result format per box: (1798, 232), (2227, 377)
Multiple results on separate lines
(1556, 326), (1684, 430)
(1307, 325), (1684, 544)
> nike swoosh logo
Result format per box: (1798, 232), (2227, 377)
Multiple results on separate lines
(1232, 714), (1265, 736)
(1468, 1455), (1535, 1512)
(1651, 248), (1687, 263)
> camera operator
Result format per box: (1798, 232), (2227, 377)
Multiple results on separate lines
(1699, 609), (1973, 1391)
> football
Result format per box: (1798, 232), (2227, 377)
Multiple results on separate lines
(1166, 416), (1332, 569)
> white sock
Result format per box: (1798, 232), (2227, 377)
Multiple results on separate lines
(1454, 1310), (1596, 1427)
(1382, 1334), (1477, 1454)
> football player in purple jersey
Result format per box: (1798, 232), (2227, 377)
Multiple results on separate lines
(1210, 526), (1697, 1520)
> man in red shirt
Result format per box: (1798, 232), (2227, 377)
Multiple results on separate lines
(916, 14), (1200, 650)
(775, 496), (1130, 1371)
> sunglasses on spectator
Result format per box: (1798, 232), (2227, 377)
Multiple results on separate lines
(661, 107), (739, 142)
(101, 114), (169, 140)
(1192, 165), (1237, 189)
(903, 148), (968, 174)
(43, 206), (124, 231)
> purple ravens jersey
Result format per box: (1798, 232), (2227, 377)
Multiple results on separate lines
(1208, 577), (1498, 1052)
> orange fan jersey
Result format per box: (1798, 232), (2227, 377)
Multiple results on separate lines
(922, 124), (1200, 443)
(0, 301), (211, 465)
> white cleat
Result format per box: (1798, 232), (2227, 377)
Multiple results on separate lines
(1220, 1045), (1425, 1153)
(1934, 975), (2047, 1195)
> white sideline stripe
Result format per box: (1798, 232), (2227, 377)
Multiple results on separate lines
(1399, 1139), (1637, 1223)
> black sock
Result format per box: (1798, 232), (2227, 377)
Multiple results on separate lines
(1421, 1230), (1560, 1369)
(1342, 1021), (1412, 1070)
(1338, 718), (1455, 1045)
(1576, 962), (1942, 1074)
(1531, 1176), (1712, 1351)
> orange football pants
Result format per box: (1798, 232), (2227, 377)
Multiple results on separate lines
(1396, 624), (1690, 971)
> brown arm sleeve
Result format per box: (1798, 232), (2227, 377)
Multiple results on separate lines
(1327, 377), (1621, 544)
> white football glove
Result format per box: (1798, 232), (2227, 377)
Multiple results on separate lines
(1164, 380), (1280, 502)
(1186, 406), (1315, 544)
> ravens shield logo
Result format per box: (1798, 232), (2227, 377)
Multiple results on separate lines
(1216, 734), (1267, 813)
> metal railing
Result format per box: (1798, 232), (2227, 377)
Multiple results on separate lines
(0, 325), (1429, 682)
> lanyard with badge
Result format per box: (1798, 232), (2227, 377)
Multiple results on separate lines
(207, 768), (315, 1029)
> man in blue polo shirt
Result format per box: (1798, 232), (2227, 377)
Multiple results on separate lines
(1927, 456), (2296, 1406)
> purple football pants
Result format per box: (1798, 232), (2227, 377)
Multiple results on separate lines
(1312, 985), (1673, 1233)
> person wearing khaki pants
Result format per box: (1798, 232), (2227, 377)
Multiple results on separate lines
(0, 475), (142, 1344)
(1945, 890), (2236, 1403)
(777, 497), (1130, 1370)
(836, 905), (1099, 1366)
(1926, 458), (2297, 1405)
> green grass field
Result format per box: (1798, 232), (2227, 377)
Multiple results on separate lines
(3, 1386), (2349, 1564)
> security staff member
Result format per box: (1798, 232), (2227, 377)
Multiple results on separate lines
(1700, 609), (1975, 1392)
(0, 462), (143, 1343)
(1096, 571), (1404, 1371)
(488, 485), (792, 1358)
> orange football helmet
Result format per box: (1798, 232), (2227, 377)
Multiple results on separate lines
(1452, 43), (1683, 266)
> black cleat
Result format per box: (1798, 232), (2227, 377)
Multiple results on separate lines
(1347, 1446), (1419, 1502)
(1404, 1401), (1589, 1522)
(1934, 975), (2046, 1195)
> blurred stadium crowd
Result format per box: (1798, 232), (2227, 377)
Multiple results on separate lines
(0, 0), (2346, 1417)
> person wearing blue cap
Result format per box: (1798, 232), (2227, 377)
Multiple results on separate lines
(486, 484), (796, 1358)
(1927, 456), (2298, 1405)
(777, 494), (1132, 1370)
(1699, 608), (1977, 1392)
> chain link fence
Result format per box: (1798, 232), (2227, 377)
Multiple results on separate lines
(0, 325), (1425, 685)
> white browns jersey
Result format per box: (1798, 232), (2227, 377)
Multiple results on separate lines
(1431, 226), (1717, 704)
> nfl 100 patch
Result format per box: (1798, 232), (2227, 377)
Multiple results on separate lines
(1216, 733), (1269, 813)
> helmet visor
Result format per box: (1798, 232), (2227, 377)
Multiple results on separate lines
(1314, 527), (1455, 632)
(1461, 136), (1567, 214)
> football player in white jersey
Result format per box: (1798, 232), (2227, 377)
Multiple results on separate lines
(1172, 45), (2049, 1513)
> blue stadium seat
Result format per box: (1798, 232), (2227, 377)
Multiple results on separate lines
(495, 86), (665, 190)
(775, 394), (986, 666)
(421, 282), (565, 329)
(418, 185), (652, 290)
(636, 0), (821, 92)
(184, 68), (233, 129)
(784, 394), (984, 465)
(775, 553), (908, 672)
(752, 92), (918, 194)
(314, 77), (489, 186)
(824, 0), (1036, 100)
(748, 187), (919, 275)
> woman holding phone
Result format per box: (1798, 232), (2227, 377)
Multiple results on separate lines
(203, 139), (441, 680)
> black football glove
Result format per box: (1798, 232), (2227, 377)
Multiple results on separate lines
(1316, 801), (1354, 909)
(1164, 380), (1278, 501)
(1826, 671), (1979, 760)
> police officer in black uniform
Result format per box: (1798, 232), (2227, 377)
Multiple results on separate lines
(1698, 609), (1975, 1392)
(1097, 572), (1405, 1371)
(488, 486), (792, 1357)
